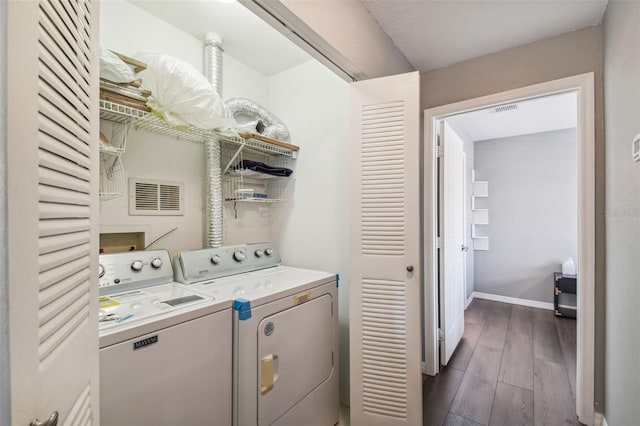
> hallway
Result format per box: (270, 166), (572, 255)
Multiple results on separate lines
(423, 299), (578, 426)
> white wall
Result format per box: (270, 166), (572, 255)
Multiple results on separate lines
(267, 60), (350, 403)
(100, 0), (270, 254)
(603, 2), (640, 423)
(473, 129), (577, 303)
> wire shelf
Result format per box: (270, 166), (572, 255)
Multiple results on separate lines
(100, 155), (125, 201)
(99, 99), (297, 157)
(99, 118), (129, 156)
(222, 179), (289, 203)
(227, 198), (284, 204)
(99, 118), (129, 200)
(222, 147), (291, 203)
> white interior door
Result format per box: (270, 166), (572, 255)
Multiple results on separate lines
(349, 71), (421, 426)
(439, 122), (466, 365)
(7, 1), (100, 424)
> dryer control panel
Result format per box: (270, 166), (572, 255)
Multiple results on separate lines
(99, 250), (174, 295)
(176, 242), (281, 284)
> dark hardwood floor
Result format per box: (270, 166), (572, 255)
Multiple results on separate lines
(423, 299), (578, 426)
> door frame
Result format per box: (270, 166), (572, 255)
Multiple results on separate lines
(462, 152), (468, 305)
(423, 73), (595, 425)
(0, 0), (8, 423)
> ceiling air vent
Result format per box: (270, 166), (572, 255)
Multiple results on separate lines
(491, 103), (519, 113)
(129, 178), (184, 216)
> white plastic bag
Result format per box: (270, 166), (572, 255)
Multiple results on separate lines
(100, 47), (136, 83)
(562, 258), (576, 276)
(134, 51), (236, 131)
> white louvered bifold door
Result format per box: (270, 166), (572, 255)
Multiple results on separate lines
(349, 72), (421, 426)
(7, 1), (100, 425)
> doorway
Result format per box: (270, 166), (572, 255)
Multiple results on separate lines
(430, 91), (580, 423)
(423, 74), (595, 425)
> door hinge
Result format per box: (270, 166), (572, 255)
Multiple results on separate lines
(438, 328), (445, 341)
(437, 237), (443, 249)
(436, 146), (444, 157)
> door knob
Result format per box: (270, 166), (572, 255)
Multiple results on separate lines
(461, 245), (469, 252)
(406, 265), (414, 272)
(31, 411), (58, 426)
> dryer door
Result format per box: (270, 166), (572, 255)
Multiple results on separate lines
(257, 294), (333, 425)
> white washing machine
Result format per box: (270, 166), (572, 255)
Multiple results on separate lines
(175, 243), (339, 426)
(98, 250), (232, 426)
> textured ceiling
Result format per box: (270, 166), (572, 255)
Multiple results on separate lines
(362, 0), (608, 71)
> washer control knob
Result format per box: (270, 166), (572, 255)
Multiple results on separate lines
(150, 257), (163, 269)
(264, 248), (274, 256)
(131, 260), (143, 271)
(255, 249), (263, 258)
(233, 251), (246, 262)
(98, 264), (105, 278)
(211, 254), (221, 265)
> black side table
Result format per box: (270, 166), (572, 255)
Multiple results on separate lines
(554, 272), (577, 318)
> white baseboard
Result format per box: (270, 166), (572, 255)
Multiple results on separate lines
(465, 293), (474, 309)
(594, 412), (607, 426)
(472, 291), (554, 310)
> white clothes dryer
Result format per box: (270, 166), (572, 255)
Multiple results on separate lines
(175, 243), (339, 426)
(98, 250), (232, 426)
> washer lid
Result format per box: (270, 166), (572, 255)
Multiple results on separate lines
(98, 283), (230, 347)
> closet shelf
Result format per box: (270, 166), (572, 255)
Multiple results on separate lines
(472, 181), (489, 197)
(472, 209), (489, 225)
(99, 142), (125, 156)
(227, 169), (285, 180)
(225, 197), (284, 204)
(471, 174), (489, 250)
(99, 99), (298, 158)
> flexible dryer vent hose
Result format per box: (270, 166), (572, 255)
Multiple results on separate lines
(225, 97), (290, 142)
(204, 33), (224, 248)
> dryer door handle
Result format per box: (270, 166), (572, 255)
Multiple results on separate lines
(261, 354), (275, 395)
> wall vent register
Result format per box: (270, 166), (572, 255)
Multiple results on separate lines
(129, 177), (184, 216)
(491, 103), (519, 113)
